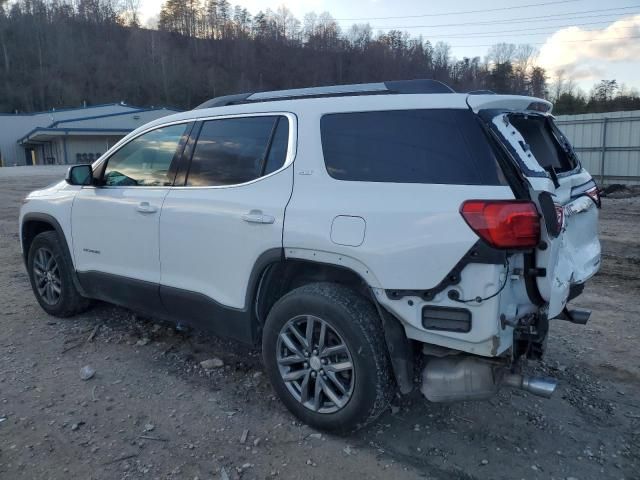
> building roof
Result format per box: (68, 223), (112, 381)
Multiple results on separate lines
(0, 102), (140, 117)
(17, 106), (181, 144)
(18, 127), (133, 144)
(46, 107), (180, 128)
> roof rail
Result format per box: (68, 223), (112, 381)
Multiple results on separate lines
(195, 93), (253, 110)
(467, 90), (496, 95)
(194, 79), (454, 109)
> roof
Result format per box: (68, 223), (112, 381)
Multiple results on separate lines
(98, 86), (548, 150)
(194, 79), (455, 109)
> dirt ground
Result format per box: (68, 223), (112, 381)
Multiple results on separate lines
(1, 168), (639, 480)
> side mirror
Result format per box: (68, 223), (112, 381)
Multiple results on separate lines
(66, 164), (93, 186)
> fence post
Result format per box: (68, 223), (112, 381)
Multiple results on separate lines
(599, 117), (608, 185)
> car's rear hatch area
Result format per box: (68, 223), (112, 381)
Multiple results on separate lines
(468, 94), (601, 319)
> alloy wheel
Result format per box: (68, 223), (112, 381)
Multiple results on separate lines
(276, 314), (355, 414)
(32, 247), (61, 306)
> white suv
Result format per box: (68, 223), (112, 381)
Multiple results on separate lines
(20, 80), (601, 432)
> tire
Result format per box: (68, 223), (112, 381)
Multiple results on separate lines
(27, 231), (90, 317)
(262, 282), (394, 433)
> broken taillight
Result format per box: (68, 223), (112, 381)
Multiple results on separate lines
(555, 204), (565, 234)
(585, 186), (601, 208)
(460, 200), (541, 249)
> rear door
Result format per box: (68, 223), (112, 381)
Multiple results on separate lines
(470, 95), (601, 318)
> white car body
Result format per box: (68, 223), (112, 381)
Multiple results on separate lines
(20, 80), (601, 403)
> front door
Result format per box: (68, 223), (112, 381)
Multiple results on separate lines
(71, 123), (191, 312)
(159, 114), (295, 341)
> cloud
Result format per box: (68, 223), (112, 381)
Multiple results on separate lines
(538, 14), (640, 81)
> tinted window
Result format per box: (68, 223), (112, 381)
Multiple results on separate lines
(103, 124), (188, 186)
(509, 115), (576, 172)
(321, 109), (506, 185)
(263, 118), (290, 175)
(186, 116), (288, 187)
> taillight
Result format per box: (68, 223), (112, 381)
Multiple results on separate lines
(460, 200), (541, 249)
(555, 204), (564, 234)
(585, 186), (601, 208)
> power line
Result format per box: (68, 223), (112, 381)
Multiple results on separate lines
(357, 7), (640, 30)
(444, 33), (640, 48)
(359, 7), (639, 29)
(420, 21), (639, 38)
(333, 0), (583, 21)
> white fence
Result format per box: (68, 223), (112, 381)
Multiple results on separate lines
(555, 110), (640, 185)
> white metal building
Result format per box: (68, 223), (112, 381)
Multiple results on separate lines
(555, 110), (640, 185)
(0, 103), (180, 167)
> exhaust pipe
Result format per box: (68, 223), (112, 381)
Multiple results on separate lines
(502, 373), (557, 398)
(421, 357), (558, 402)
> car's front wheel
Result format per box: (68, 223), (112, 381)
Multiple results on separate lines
(27, 231), (90, 317)
(262, 282), (394, 433)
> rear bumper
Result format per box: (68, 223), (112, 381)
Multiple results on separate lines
(374, 250), (597, 359)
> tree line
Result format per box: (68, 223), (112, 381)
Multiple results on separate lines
(0, 0), (638, 114)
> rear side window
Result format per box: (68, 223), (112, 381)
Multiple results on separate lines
(509, 115), (577, 173)
(321, 109), (506, 185)
(186, 116), (288, 187)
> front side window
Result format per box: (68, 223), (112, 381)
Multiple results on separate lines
(321, 109), (506, 185)
(102, 124), (189, 187)
(186, 116), (289, 187)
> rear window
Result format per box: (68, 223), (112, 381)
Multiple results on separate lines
(509, 115), (577, 173)
(320, 109), (506, 185)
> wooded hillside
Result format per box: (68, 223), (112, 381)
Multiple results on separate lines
(0, 0), (638, 114)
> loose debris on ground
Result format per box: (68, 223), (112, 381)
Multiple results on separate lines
(0, 173), (638, 479)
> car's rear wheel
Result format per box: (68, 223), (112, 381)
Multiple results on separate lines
(262, 282), (394, 433)
(27, 231), (90, 317)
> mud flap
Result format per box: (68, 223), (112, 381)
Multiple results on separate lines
(378, 306), (414, 394)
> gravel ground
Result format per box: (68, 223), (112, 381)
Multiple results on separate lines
(1, 168), (639, 480)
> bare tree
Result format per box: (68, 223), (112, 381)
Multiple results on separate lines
(433, 41), (451, 79)
(514, 44), (537, 72)
(347, 23), (371, 50)
(120, 0), (141, 27)
(1, 0), (638, 115)
(487, 43), (516, 65)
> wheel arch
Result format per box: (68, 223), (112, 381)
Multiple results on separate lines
(253, 256), (415, 394)
(21, 213), (86, 296)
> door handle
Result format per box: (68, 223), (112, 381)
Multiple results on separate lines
(242, 210), (275, 224)
(136, 201), (158, 214)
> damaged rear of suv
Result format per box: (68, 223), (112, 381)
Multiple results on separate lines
(274, 82), (601, 428)
(20, 80), (600, 433)
(411, 94), (602, 404)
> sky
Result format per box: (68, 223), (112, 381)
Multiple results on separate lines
(139, 0), (640, 91)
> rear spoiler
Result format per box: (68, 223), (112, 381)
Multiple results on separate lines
(466, 94), (552, 115)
